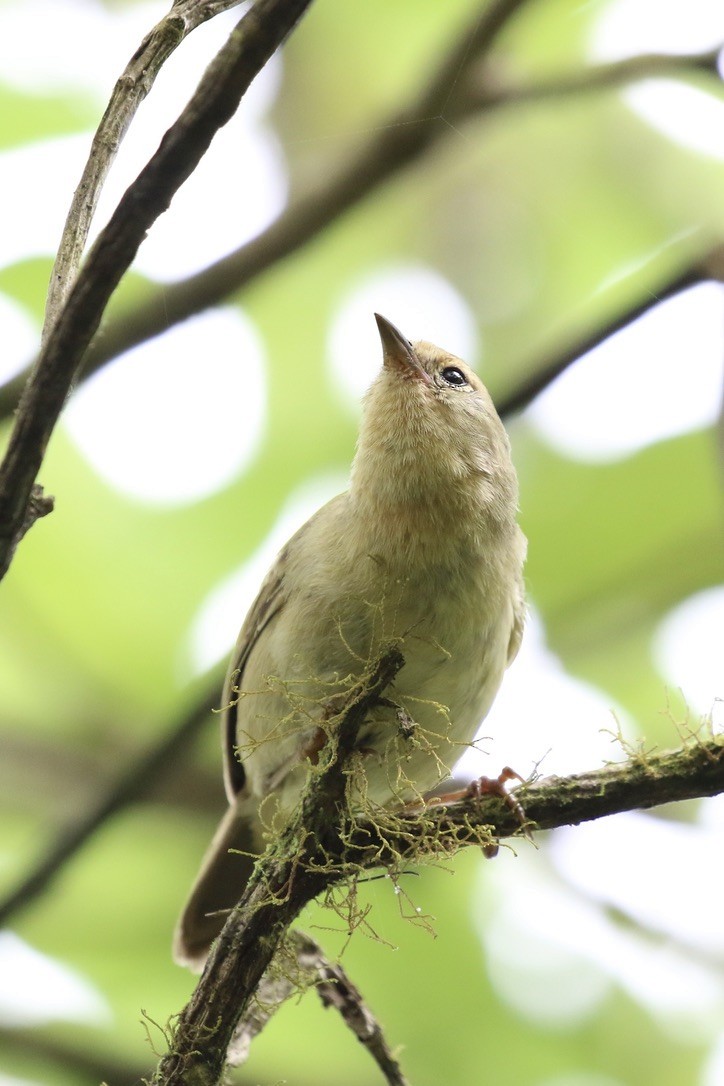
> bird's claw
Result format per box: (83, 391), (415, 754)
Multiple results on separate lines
(463, 766), (527, 857)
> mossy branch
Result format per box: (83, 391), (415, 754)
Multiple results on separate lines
(152, 646), (405, 1086)
(154, 643), (724, 1085)
(360, 733), (724, 860)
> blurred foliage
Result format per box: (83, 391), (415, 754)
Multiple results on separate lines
(1, 1), (723, 1085)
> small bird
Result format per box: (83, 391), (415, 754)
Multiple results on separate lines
(174, 314), (526, 968)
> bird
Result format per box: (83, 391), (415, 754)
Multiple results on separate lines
(174, 313), (527, 968)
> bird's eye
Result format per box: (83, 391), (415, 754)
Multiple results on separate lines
(441, 366), (467, 387)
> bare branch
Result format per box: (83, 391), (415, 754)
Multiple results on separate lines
(496, 258), (705, 416)
(463, 45), (723, 111)
(0, 675), (222, 928)
(0, 0), (314, 583)
(54, 0), (549, 376)
(43, 0), (247, 343)
(305, 934), (410, 1086)
(0, 0), (531, 421)
(0, 1028), (153, 1086)
(54, 45), (723, 385)
(228, 930), (409, 1085)
(1, 32), (718, 423)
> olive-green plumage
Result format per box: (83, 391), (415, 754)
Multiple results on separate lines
(174, 314), (526, 968)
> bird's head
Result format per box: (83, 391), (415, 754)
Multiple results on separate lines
(351, 314), (518, 530)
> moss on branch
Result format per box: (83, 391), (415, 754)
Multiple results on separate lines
(153, 643), (724, 1085)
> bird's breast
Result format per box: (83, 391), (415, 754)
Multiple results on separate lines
(238, 511), (519, 807)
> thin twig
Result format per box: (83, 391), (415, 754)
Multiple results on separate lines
(0, 675), (222, 927)
(227, 930), (409, 1086)
(81, 0), (532, 372)
(43, 0), (247, 343)
(496, 258), (705, 416)
(462, 45), (723, 111)
(0, 483), (55, 575)
(0, 0), (314, 583)
(307, 935), (410, 1086)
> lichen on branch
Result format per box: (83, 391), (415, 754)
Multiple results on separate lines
(152, 643), (724, 1085)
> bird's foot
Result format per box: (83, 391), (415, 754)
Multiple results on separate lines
(428, 766), (528, 858)
(464, 766), (526, 856)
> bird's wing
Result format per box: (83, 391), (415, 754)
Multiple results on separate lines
(219, 495), (346, 802)
(220, 533), (300, 801)
(506, 531), (528, 668)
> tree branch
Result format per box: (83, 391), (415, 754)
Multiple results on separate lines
(0, 674), (222, 928)
(463, 45), (722, 111)
(0, 1028), (155, 1086)
(302, 932), (410, 1086)
(0, 0), (314, 583)
(152, 646), (405, 1086)
(0, 0), (530, 423)
(307, 934), (410, 1086)
(78, 0), (532, 377)
(398, 733), (724, 844)
(496, 257), (706, 416)
(43, 0), (248, 343)
(227, 930), (409, 1086)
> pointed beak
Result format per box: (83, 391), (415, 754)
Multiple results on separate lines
(374, 313), (432, 384)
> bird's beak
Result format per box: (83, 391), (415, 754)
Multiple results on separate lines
(374, 313), (432, 384)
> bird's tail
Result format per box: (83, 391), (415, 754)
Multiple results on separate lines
(173, 799), (260, 971)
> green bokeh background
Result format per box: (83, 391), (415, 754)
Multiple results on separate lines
(1, 1), (723, 1083)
